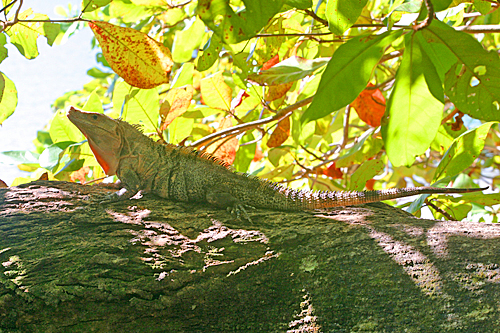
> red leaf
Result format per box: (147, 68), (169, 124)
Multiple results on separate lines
(262, 54), (280, 70)
(323, 162), (343, 179)
(351, 83), (386, 127)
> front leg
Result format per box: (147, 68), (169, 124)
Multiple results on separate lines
(99, 169), (143, 203)
(205, 190), (255, 222)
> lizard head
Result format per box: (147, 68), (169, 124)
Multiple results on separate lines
(67, 107), (122, 176)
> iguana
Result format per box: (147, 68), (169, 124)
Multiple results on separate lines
(67, 107), (487, 218)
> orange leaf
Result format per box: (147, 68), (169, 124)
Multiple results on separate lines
(267, 117), (290, 148)
(262, 54), (292, 102)
(365, 178), (376, 191)
(70, 166), (90, 183)
(252, 145), (263, 162)
(351, 83), (386, 127)
(89, 21), (173, 89)
(264, 81), (293, 102)
(37, 172), (49, 181)
(262, 54), (280, 70)
(323, 162), (343, 179)
(160, 85), (194, 130)
(0, 179), (7, 188)
(206, 117), (239, 165)
(200, 72), (232, 111)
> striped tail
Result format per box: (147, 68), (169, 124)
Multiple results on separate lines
(271, 186), (488, 210)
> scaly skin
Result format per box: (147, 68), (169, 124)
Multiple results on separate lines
(67, 107), (487, 213)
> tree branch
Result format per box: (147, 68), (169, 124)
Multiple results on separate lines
(414, 0), (434, 31)
(191, 96), (314, 149)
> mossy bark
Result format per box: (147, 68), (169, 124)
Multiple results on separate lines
(1, 181), (500, 332)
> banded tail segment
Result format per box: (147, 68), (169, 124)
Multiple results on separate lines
(268, 185), (488, 211)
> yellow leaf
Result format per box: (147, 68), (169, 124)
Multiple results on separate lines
(160, 85), (194, 130)
(89, 21), (173, 89)
(200, 72), (232, 111)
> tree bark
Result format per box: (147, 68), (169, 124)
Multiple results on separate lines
(1, 180), (500, 332)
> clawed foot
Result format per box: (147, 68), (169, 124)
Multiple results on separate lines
(227, 204), (256, 222)
(88, 188), (135, 205)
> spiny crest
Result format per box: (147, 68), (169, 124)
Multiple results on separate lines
(175, 145), (234, 170)
(117, 118), (145, 133)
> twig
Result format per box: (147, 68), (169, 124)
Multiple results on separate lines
(338, 105), (351, 152)
(414, 0), (434, 31)
(425, 199), (455, 221)
(456, 25), (500, 33)
(0, 0), (16, 15)
(191, 96), (314, 149)
(303, 8), (328, 26)
(441, 109), (460, 125)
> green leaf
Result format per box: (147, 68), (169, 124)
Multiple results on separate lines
(301, 30), (403, 124)
(433, 122), (495, 182)
(381, 33), (443, 167)
(473, 0), (492, 15)
(431, 196), (472, 221)
(336, 128), (382, 167)
(109, 1), (155, 23)
(39, 141), (75, 171)
(167, 116), (194, 145)
(87, 67), (113, 79)
(0, 34), (8, 64)
(416, 31), (456, 82)
(247, 56), (329, 86)
(393, 1), (422, 13)
(83, 0), (112, 12)
(234, 132), (256, 172)
(424, 20), (500, 121)
(430, 123), (466, 155)
(0, 72), (17, 124)
(112, 81), (160, 134)
(172, 63), (194, 88)
(196, 34), (223, 72)
(82, 90), (104, 113)
(6, 9), (60, 59)
(197, 0), (284, 44)
(50, 109), (85, 143)
(284, 0), (312, 9)
(459, 192), (500, 207)
(326, 0), (368, 35)
(172, 17), (206, 63)
(0, 150), (40, 165)
(350, 159), (384, 191)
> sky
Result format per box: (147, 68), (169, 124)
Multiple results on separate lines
(0, 1), (97, 184)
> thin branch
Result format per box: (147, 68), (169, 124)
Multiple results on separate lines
(456, 25), (500, 33)
(17, 17), (88, 23)
(425, 199), (455, 221)
(338, 105), (351, 152)
(441, 109), (460, 125)
(191, 96), (314, 149)
(0, 0), (16, 15)
(414, 0), (434, 31)
(12, 0), (22, 24)
(303, 8), (328, 26)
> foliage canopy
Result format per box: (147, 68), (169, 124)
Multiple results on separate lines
(2, 0), (500, 221)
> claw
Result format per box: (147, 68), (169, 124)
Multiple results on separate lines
(228, 204), (255, 222)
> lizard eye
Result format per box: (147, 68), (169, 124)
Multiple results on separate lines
(92, 115), (98, 120)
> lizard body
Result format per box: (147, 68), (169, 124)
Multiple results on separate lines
(67, 107), (486, 214)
